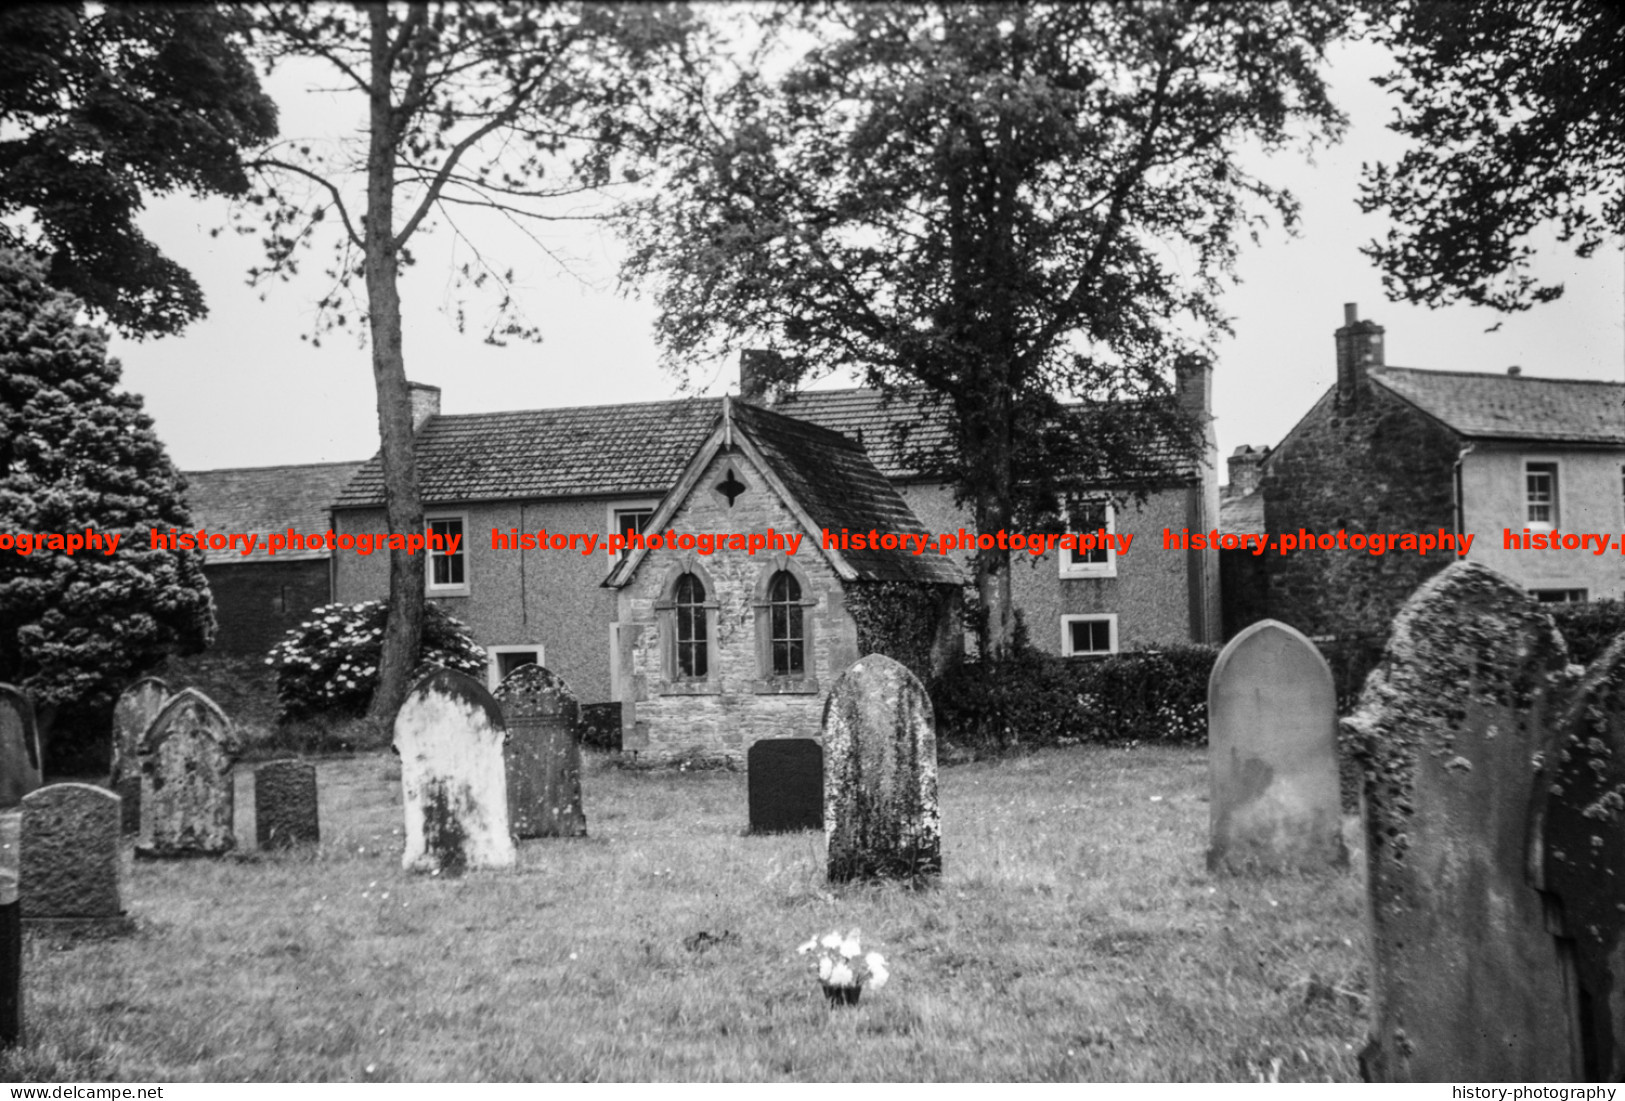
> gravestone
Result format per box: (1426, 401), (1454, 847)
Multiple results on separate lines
(394, 666), (515, 874)
(1346, 562), (1578, 1081)
(255, 760), (320, 850)
(1206, 619), (1346, 874)
(1529, 633), (1625, 1081)
(136, 688), (239, 859)
(0, 685), (43, 810)
(0, 810), (18, 1046)
(20, 783), (131, 934)
(823, 654), (941, 884)
(494, 665), (586, 839)
(748, 738), (822, 833)
(111, 677), (168, 834)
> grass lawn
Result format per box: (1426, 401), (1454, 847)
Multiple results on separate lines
(1, 745), (1368, 1082)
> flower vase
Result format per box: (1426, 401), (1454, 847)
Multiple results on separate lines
(822, 984), (861, 1007)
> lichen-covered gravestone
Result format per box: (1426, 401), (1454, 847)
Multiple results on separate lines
(1206, 619), (1346, 874)
(394, 667), (515, 874)
(824, 654), (941, 884)
(748, 738), (823, 833)
(111, 677), (168, 835)
(255, 760), (320, 850)
(1529, 633), (1625, 1081)
(494, 665), (586, 839)
(1346, 562), (1579, 1081)
(20, 783), (131, 934)
(0, 685), (43, 811)
(0, 810), (19, 1046)
(136, 688), (239, 859)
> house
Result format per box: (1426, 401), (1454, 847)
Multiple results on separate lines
(329, 360), (1221, 761)
(181, 461), (364, 654)
(1234, 303), (1625, 643)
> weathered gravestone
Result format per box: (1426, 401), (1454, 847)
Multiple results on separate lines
(1206, 619), (1346, 874)
(136, 688), (239, 859)
(255, 759), (320, 850)
(824, 654), (941, 884)
(1528, 632), (1625, 1081)
(1346, 562), (1579, 1082)
(494, 665), (586, 840)
(0, 810), (19, 1046)
(748, 738), (823, 833)
(20, 783), (132, 934)
(111, 677), (168, 834)
(0, 685), (43, 811)
(394, 666), (515, 874)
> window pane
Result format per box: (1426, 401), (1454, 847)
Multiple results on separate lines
(1526, 464), (1557, 525)
(1069, 618), (1112, 654)
(767, 570), (804, 675)
(1066, 500), (1110, 566)
(675, 573), (707, 678)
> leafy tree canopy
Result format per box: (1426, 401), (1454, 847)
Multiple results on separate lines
(0, 3), (277, 337)
(1360, 0), (1625, 311)
(0, 249), (214, 729)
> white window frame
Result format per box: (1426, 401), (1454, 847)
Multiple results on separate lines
(486, 644), (545, 690)
(426, 512), (471, 596)
(1525, 460), (1559, 530)
(1061, 613), (1118, 657)
(606, 498), (661, 556)
(1058, 498), (1117, 579)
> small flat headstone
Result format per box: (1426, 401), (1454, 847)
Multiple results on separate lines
(1206, 619), (1346, 874)
(111, 677), (168, 834)
(823, 654), (941, 884)
(255, 760), (320, 850)
(0, 686), (43, 811)
(136, 688), (239, 859)
(495, 664), (586, 839)
(20, 783), (131, 935)
(748, 738), (822, 833)
(394, 666), (515, 874)
(1347, 562), (1578, 1081)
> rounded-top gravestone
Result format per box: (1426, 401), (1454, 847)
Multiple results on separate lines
(823, 654), (941, 885)
(494, 664), (586, 840)
(0, 685), (43, 811)
(20, 783), (131, 934)
(394, 666), (515, 874)
(1206, 619), (1346, 874)
(136, 688), (239, 859)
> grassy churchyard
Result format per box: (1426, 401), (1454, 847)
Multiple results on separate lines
(0, 744), (1367, 1082)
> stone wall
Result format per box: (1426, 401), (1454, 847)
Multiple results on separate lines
(203, 558), (332, 655)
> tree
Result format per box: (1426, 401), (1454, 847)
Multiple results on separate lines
(241, 3), (697, 719)
(0, 250), (214, 749)
(619, 2), (1352, 655)
(0, 4), (277, 337)
(1359, 0), (1625, 311)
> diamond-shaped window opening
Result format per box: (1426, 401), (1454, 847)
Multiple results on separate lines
(716, 467), (747, 507)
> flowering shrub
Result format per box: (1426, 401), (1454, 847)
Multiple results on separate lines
(267, 601), (486, 720)
(797, 929), (888, 1001)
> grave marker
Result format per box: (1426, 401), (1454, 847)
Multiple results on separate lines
(823, 654), (941, 884)
(1206, 619), (1346, 874)
(136, 688), (238, 858)
(748, 738), (822, 833)
(255, 760), (320, 850)
(20, 783), (131, 935)
(494, 665), (586, 839)
(112, 677), (168, 834)
(0, 810), (18, 1046)
(394, 667), (515, 874)
(0, 686), (42, 811)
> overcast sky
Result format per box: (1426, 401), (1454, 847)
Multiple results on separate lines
(109, 35), (1625, 483)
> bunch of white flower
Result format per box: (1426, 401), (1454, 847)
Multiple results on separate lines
(797, 928), (889, 992)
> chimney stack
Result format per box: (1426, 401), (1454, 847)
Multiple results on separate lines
(1173, 353), (1212, 419)
(1334, 303), (1385, 407)
(739, 349), (789, 405)
(1225, 445), (1268, 500)
(408, 381), (442, 432)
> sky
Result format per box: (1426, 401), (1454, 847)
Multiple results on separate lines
(109, 34), (1625, 484)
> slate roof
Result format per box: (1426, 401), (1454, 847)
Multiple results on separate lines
(1373, 367), (1625, 444)
(183, 461), (365, 562)
(332, 385), (1198, 509)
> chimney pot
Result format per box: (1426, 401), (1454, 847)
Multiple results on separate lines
(1344, 303), (1358, 325)
(1508, 365), (1522, 376)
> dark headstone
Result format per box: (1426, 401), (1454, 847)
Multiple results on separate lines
(255, 760), (320, 849)
(823, 654), (941, 884)
(111, 677), (168, 833)
(748, 738), (822, 833)
(394, 666), (514, 874)
(0, 810), (19, 1045)
(20, 783), (131, 935)
(0, 685), (42, 811)
(1530, 633), (1625, 1081)
(136, 688), (239, 858)
(495, 665), (586, 839)
(1346, 562), (1578, 1081)
(1206, 619), (1346, 874)
(579, 702), (622, 752)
